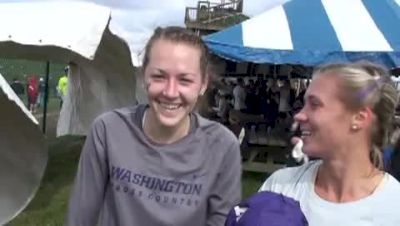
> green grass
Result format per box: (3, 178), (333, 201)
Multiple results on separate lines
(7, 136), (85, 226)
(242, 171), (268, 198)
(17, 96), (61, 114)
(36, 97), (62, 115)
(7, 136), (266, 226)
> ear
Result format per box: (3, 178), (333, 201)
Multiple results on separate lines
(351, 107), (374, 130)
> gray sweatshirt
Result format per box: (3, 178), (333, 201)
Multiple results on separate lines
(66, 104), (242, 226)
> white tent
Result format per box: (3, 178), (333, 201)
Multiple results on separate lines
(0, 1), (136, 136)
(0, 72), (47, 225)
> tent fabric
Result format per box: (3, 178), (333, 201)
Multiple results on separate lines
(0, 1), (136, 136)
(0, 1), (110, 60)
(0, 73), (47, 225)
(204, 0), (400, 68)
(56, 29), (136, 136)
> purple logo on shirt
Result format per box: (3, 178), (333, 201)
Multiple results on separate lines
(110, 165), (204, 207)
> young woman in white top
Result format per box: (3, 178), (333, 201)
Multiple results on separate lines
(260, 62), (400, 226)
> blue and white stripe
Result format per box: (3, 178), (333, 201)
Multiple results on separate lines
(204, 0), (400, 68)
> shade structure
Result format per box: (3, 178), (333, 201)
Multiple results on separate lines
(0, 1), (136, 136)
(204, 0), (400, 69)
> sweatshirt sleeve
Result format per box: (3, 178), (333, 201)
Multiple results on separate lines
(65, 117), (109, 226)
(207, 140), (242, 226)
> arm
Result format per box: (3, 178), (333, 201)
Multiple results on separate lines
(207, 141), (242, 226)
(65, 117), (108, 226)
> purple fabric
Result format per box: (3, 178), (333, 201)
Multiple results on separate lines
(225, 191), (308, 226)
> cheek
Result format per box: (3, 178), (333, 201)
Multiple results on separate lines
(146, 82), (165, 95)
(317, 115), (349, 143)
(146, 83), (201, 101)
(180, 88), (201, 101)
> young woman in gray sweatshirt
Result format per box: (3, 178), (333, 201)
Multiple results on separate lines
(66, 26), (242, 226)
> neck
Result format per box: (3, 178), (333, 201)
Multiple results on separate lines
(143, 108), (190, 144)
(315, 142), (384, 202)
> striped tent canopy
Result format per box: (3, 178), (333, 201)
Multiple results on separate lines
(203, 0), (400, 69)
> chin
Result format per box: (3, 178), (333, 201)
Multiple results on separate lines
(302, 145), (322, 158)
(157, 116), (184, 128)
(155, 108), (189, 128)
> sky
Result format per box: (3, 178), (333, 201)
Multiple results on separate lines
(84, 0), (400, 66)
(78, 0), (288, 65)
(2, 0), (288, 65)
(101, 0), (288, 64)
(4, 0), (399, 66)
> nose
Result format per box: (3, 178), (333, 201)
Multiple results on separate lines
(163, 78), (179, 98)
(294, 107), (307, 123)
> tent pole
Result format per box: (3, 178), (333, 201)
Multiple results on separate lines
(42, 61), (50, 134)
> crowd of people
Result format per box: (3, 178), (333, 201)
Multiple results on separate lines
(209, 76), (306, 125)
(10, 75), (45, 113)
(65, 26), (400, 226)
(9, 68), (68, 113)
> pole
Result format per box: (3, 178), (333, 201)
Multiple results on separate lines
(42, 61), (50, 134)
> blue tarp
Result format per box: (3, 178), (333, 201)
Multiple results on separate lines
(204, 0), (400, 68)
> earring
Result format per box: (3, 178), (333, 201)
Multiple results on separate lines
(351, 124), (359, 130)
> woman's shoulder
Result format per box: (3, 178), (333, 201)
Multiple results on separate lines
(259, 161), (321, 192)
(383, 173), (400, 194)
(371, 174), (400, 214)
(91, 105), (143, 128)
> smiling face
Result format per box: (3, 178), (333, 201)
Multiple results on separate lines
(294, 73), (356, 158)
(143, 39), (208, 128)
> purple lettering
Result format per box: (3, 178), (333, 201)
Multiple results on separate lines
(111, 166), (125, 180)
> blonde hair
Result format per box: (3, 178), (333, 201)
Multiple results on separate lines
(314, 62), (398, 170)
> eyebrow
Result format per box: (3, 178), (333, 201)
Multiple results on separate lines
(153, 68), (196, 77)
(153, 68), (166, 74)
(305, 94), (321, 103)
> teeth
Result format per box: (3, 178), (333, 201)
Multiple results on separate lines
(159, 102), (180, 110)
(302, 131), (312, 136)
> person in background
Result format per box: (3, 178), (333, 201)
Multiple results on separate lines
(213, 93), (232, 124)
(66, 26), (241, 226)
(387, 120), (400, 181)
(259, 62), (400, 225)
(293, 79), (307, 113)
(37, 77), (45, 108)
(233, 77), (246, 112)
(10, 78), (24, 97)
(57, 67), (68, 108)
(390, 137), (400, 181)
(245, 79), (259, 114)
(278, 79), (295, 116)
(264, 79), (279, 128)
(27, 74), (39, 113)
